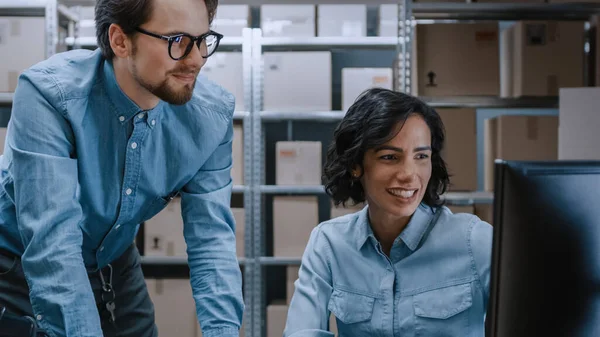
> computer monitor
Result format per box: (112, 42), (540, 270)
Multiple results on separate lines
(486, 160), (600, 337)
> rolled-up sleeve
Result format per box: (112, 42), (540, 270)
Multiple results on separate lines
(285, 226), (335, 337)
(181, 119), (244, 337)
(7, 69), (102, 336)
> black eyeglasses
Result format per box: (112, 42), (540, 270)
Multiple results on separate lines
(135, 27), (224, 60)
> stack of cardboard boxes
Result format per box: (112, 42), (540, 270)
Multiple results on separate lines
(501, 21), (585, 98)
(0, 17), (47, 93)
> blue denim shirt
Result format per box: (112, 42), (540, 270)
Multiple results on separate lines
(284, 203), (493, 337)
(0, 49), (244, 337)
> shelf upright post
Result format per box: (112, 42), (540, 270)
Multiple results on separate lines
(45, 0), (58, 58)
(396, 0), (413, 94)
(251, 27), (266, 337)
(241, 26), (255, 337)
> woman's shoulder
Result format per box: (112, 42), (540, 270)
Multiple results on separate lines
(435, 205), (492, 231)
(312, 208), (367, 248)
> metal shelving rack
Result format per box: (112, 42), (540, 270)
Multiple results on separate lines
(247, 1), (600, 337)
(0, 0), (78, 105)
(4, 1), (600, 336)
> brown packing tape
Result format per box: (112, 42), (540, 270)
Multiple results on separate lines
(8, 71), (19, 92)
(527, 116), (538, 141)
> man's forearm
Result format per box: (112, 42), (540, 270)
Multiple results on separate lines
(22, 244), (103, 337)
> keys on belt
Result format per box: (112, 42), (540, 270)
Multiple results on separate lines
(99, 264), (117, 328)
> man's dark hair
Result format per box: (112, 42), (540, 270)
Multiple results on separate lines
(323, 88), (450, 208)
(95, 0), (219, 59)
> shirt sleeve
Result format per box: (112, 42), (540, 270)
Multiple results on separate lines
(470, 219), (494, 310)
(284, 226), (335, 337)
(180, 118), (244, 337)
(7, 69), (103, 336)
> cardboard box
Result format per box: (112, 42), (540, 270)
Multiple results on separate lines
(201, 52), (245, 111)
(414, 23), (500, 96)
(317, 5), (366, 37)
(475, 204), (494, 226)
(448, 205), (475, 214)
(511, 21), (584, 97)
(378, 5), (397, 37)
(233, 207), (245, 258)
(438, 108), (478, 191)
(273, 196), (319, 257)
(267, 303), (288, 337)
(261, 5), (316, 37)
(276, 141), (322, 185)
(342, 68), (393, 111)
(144, 198), (185, 257)
(146, 278), (199, 337)
(211, 5), (249, 37)
(0, 17), (46, 92)
(231, 123), (244, 185)
(264, 52), (332, 112)
(484, 115), (558, 191)
(286, 266), (299, 304)
(558, 87), (600, 160)
(330, 201), (365, 219)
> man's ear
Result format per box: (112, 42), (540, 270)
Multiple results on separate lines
(109, 24), (132, 59)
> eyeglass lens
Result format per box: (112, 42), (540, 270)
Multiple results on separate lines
(170, 34), (219, 59)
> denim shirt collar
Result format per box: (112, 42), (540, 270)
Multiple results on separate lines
(102, 59), (164, 126)
(356, 203), (436, 252)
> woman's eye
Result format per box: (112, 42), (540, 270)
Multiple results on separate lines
(380, 154), (396, 160)
(416, 153), (430, 160)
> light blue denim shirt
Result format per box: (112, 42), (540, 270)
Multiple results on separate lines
(284, 203), (493, 337)
(0, 49), (243, 337)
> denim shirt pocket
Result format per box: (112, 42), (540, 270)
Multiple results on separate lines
(327, 288), (376, 334)
(412, 282), (473, 336)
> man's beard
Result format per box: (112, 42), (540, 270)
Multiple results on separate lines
(130, 48), (197, 105)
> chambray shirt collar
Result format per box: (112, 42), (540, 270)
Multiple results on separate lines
(398, 203), (436, 251)
(355, 203), (436, 252)
(102, 59), (165, 126)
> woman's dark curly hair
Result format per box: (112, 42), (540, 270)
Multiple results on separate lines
(323, 88), (449, 208)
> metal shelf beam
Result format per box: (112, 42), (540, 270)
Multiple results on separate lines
(420, 96), (558, 109)
(261, 110), (345, 122)
(0, 1), (78, 25)
(0, 93), (13, 105)
(260, 185), (326, 195)
(258, 257), (301, 266)
(260, 96), (560, 121)
(232, 185), (247, 194)
(233, 111), (249, 120)
(261, 36), (398, 51)
(411, 2), (600, 21)
(141, 256), (247, 266)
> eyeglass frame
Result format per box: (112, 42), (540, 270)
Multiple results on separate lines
(135, 27), (224, 61)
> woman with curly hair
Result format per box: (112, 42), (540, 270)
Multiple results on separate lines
(284, 88), (493, 337)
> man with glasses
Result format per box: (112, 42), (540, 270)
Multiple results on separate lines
(0, 0), (244, 336)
